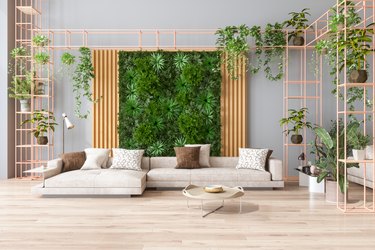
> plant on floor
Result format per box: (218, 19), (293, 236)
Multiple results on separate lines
(279, 107), (312, 144)
(32, 35), (49, 47)
(263, 22), (286, 81)
(20, 110), (58, 145)
(283, 8), (311, 46)
(249, 25), (263, 74)
(311, 120), (359, 193)
(34, 52), (50, 65)
(215, 24), (251, 79)
(118, 51), (221, 156)
(72, 47), (98, 119)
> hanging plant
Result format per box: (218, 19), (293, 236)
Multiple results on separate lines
(11, 47), (28, 58)
(249, 25), (263, 74)
(61, 52), (76, 66)
(72, 47), (98, 119)
(263, 22), (286, 81)
(34, 52), (50, 65)
(32, 35), (49, 47)
(215, 24), (251, 79)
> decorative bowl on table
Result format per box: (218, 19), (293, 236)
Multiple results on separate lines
(204, 185), (224, 193)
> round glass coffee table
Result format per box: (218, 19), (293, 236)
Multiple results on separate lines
(182, 184), (245, 217)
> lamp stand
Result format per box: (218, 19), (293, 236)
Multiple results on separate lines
(62, 118), (65, 154)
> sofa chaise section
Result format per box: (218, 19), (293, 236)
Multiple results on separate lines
(32, 157), (150, 196)
(147, 156), (284, 188)
(348, 162), (374, 188)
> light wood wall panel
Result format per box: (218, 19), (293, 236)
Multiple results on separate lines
(221, 56), (248, 156)
(92, 50), (119, 149)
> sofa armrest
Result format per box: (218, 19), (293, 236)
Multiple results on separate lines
(44, 158), (63, 179)
(269, 158), (283, 181)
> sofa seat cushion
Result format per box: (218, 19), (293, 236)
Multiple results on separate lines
(237, 169), (271, 181)
(44, 170), (101, 188)
(348, 164), (374, 181)
(147, 168), (190, 182)
(94, 169), (146, 188)
(190, 168), (238, 182)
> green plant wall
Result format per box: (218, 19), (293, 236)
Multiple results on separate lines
(118, 51), (222, 156)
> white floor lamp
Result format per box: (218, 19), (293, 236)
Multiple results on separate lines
(62, 113), (74, 154)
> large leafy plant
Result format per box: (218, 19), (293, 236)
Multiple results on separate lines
(72, 47), (98, 119)
(118, 51), (221, 156)
(312, 120), (359, 193)
(215, 25), (251, 79)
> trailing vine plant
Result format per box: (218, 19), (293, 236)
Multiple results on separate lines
(249, 26), (263, 74)
(72, 47), (98, 119)
(215, 24), (251, 79)
(263, 22), (286, 81)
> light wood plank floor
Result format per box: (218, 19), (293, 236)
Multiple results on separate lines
(0, 180), (375, 250)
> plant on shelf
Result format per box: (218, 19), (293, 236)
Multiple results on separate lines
(347, 121), (371, 160)
(8, 72), (33, 112)
(283, 8), (311, 46)
(311, 120), (359, 201)
(72, 47), (98, 119)
(279, 107), (312, 144)
(34, 52), (50, 65)
(263, 22), (286, 81)
(215, 24), (251, 79)
(20, 110), (58, 145)
(32, 35), (49, 47)
(10, 46), (28, 58)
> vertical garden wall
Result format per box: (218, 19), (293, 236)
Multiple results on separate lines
(118, 51), (222, 156)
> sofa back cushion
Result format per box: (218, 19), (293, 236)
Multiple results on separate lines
(106, 157), (150, 170)
(150, 157), (239, 169)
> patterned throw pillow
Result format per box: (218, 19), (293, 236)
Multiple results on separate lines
(110, 149), (144, 171)
(236, 148), (269, 171)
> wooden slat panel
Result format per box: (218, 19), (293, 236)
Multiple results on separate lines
(220, 55), (248, 156)
(92, 50), (119, 149)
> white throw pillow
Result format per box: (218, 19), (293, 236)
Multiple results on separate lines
(110, 148), (144, 171)
(83, 148), (111, 169)
(185, 144), (211, 167)
(366, 145), (373, 160)
(81, 153), (107, 170)
(236, 148), (269, 171)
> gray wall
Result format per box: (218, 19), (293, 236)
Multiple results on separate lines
(0, 0), (15, 179)
(1, 0), (338, 178)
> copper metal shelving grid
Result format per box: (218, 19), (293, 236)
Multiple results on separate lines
(335, 0), (375, 213)
(15, 0), (54, 178)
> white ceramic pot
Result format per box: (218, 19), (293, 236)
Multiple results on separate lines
(325, 180), (346, 203)
(353, 149), (366, 161)
(19, 99), (30, 112)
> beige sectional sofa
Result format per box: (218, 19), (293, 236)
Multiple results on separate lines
(348, 162), (374, 188)
(32, 156), (284, 196)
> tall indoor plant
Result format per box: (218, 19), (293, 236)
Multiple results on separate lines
(279, 107), (312, 144)
(20, 110), (57, 145)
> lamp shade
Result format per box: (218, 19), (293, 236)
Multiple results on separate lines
(62, 113), (75, 129)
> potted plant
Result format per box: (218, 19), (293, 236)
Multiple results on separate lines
(347, 121), (371, 160)
(283, 8), (311, 46)
(32, 35), (49, 47)
(8, 72), (33, 112)
(20, 110), (57, 145)
(312, 120), (359, 202)
(34, 52), (50, 65)
(279, 107), (312, 144)
(215, 24), (251, 79)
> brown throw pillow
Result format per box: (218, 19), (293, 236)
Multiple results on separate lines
(174, 147), (201, 169)
(265, 149), (273, 171)
(60, 151), (86, 172)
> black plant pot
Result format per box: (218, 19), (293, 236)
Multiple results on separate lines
(293, 36), (305, 46)
(349, 69), (368, 83)
(37, 136), (48, 145)
(291, 134), (303, 144)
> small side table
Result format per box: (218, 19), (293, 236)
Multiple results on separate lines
(24, 166), (53, 187)
(295, 168), (325, 193)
